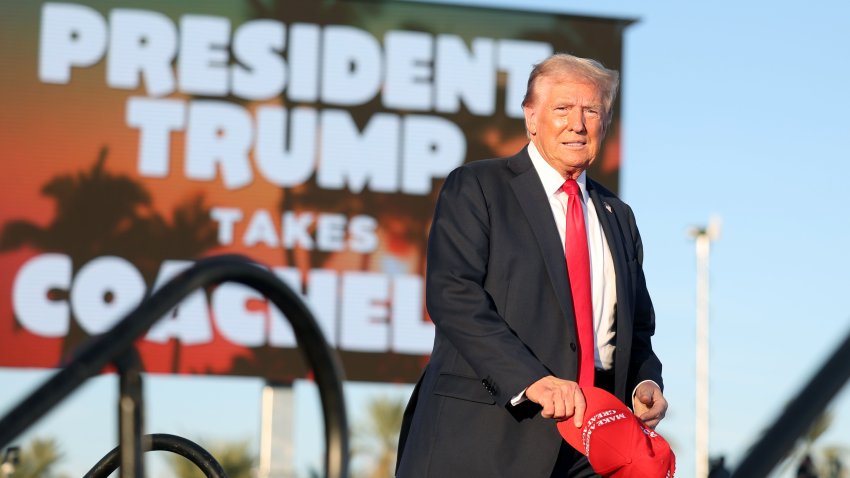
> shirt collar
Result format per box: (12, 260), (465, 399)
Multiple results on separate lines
(527, 141), (588, 201)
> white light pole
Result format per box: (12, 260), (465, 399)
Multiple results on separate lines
(688, 217), (720, 478)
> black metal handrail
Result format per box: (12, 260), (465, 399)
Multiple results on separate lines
(731, 325), (850, 477)
(84, 434), (229, 478)
(0, 255), (349, 478)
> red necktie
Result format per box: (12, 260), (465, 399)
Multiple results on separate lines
(562, 179), (595, 386)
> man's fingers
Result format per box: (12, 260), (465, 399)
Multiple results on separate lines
(638, 411), (662, 429)
(526, 376), (583, 421)
(573, 388), (587, 427)
(642, 417), (660, 429)
(553, 396), (567, 419)
(540, 398), (554, 418)
(637, 395), (667, 429)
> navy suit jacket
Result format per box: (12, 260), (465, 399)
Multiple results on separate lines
(396, 147), (663, 477)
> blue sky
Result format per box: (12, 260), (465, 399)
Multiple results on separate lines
(3, 0), (850, 477)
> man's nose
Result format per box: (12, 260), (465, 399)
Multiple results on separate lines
(566, 108), (586, 133)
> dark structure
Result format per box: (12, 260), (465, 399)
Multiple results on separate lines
(0, 255), (349, 478)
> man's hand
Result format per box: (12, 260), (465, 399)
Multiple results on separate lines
(525, 376), (586, 427)
(633, 381), (668, 429)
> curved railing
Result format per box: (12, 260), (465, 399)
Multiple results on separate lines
(0, 255), (349, 478)
(84, 434), (228, 478)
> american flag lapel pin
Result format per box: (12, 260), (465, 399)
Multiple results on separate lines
(603, 202), (613, 213)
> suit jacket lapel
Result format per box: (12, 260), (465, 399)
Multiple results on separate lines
(588, 179), (633, 400)
(588, 181), (629, 292)
(507, 150), (575, 338)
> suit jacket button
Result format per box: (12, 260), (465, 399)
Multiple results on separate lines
(570, 342), (577, 352)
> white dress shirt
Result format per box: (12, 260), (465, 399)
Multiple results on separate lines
(510, 143), (658, 407)
(527, 141), (617, 371)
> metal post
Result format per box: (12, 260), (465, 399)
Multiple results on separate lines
(689, 218), (720, 478)
(259, 382), (296, 478)
(115, 349), (145, 478)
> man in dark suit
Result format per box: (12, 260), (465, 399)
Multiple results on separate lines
(396, 53), (668, 477)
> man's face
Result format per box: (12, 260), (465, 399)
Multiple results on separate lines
(523, 75), (607, 179)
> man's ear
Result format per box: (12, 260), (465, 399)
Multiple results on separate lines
(523, 105), (536, 136)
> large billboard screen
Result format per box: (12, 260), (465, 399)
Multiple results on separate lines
(0, 0), (629, 383)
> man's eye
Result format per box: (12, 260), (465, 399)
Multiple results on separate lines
(586, 109), (600, 118)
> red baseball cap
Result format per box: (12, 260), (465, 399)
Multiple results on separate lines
(556, 387), (676, 477)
